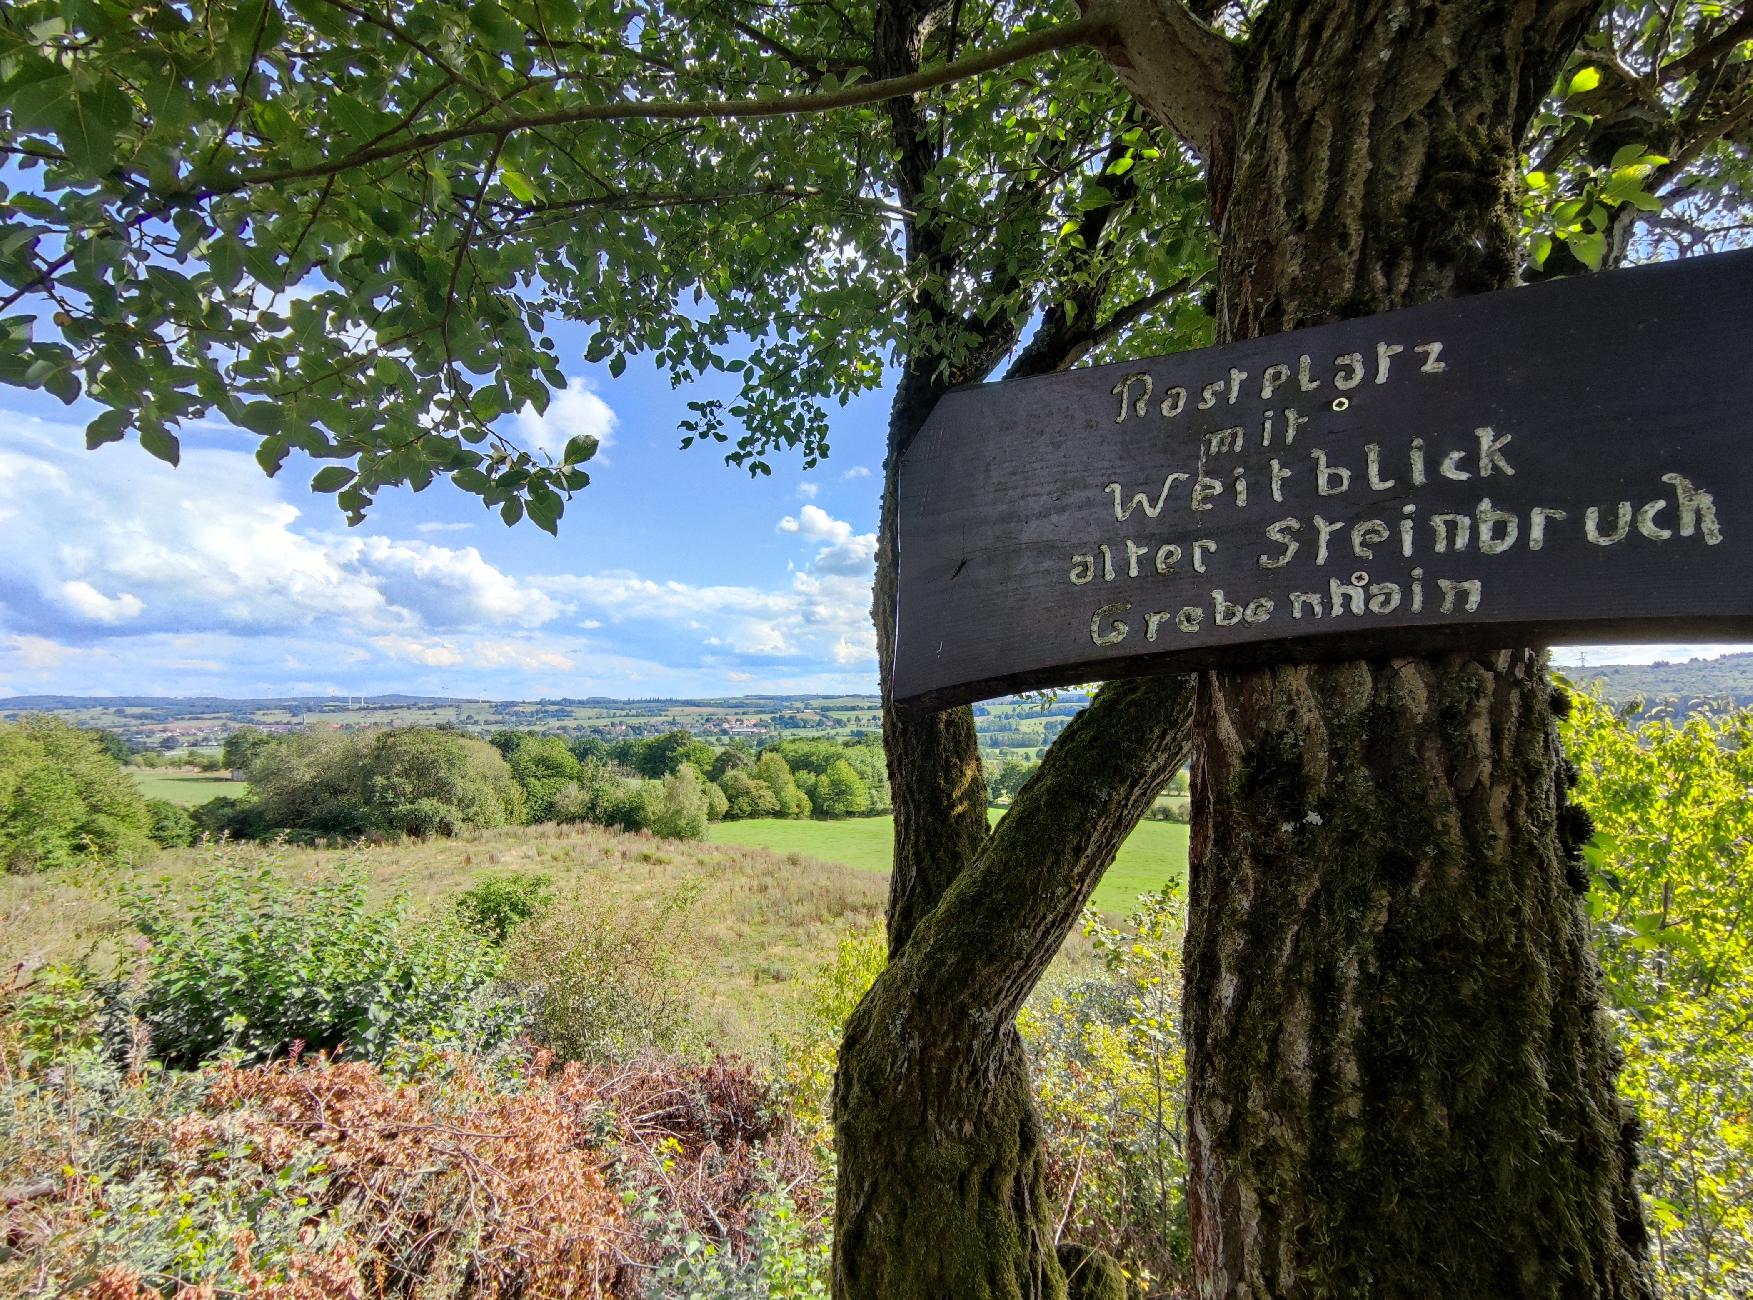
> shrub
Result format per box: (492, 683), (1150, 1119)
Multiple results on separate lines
(220, 725), (271, 771)
(508, 734), (584, 821)
(813, 758), (871, 817)
(117, 852), (522, 1067)
(1021, 890), (1191, 1293)
(244, 729), (363, 830)
(781, 923), (886, 1139)
(710, 741), (756, 780)
(144, 798), (197, 848)
(245, 727), (525, 838)
(0, 716), (156, 872)
(705, 778), (731, 822)
(754, 753), (811, 819)
(456, 870), (557, 943)
(0, 1041), (633, 1298)
(507, 885), (700, 1062)
(189, 794), (271, 841)
(719, 769), (782, 820)
(388, 794), (463, 837)
(650, 762), (712, 840)
(1562, 689), (1753, 1293)
(361, 728), (525, 831)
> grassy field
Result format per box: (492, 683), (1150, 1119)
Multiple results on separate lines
(0, 823), (907, 1053)
(709, 811), (1188, 914)
(128, 769), (250, 806)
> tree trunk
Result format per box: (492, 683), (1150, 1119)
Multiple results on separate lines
(835, 672), (1196, 1298)
(1182, 1), (1655, 1294)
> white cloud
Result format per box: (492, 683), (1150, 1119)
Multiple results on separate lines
(842, 466), (872, 480)
(513, 377), (618, 458)
(371, 635), (465, 668)
(797, 482), (820, 499)
(342, 536), (561, 629)
(778, 504), (853, 544)
(58, 580), (144, 624)
(0, 421), (559, 645)
(3, 634), (80, 671)
(0, 408), (880, 696)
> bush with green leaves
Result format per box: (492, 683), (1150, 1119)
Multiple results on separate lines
(718, 769), (783, 820)
(754, 753), (811, 820)
(649, 1175), (832, 1299)
(0, 715), (156, 872)
(548, 757), (625, 825)
(1020, 890), (1191, 1293)
(507, 885), (701, 1063)
(812, 759), (871, 818)
(144, 797), (197, 848)
(361, 727), (525, 830)
(189, 793), (272, 841)
(649, 763), (713, 840)
(116, 852), (523, 1067)
(508, 734), (585, 821)
(766, 738), (889, 815)
(455, 870), (557, 943)
(1562, 688), (1753, 1295)
(240, 726), (524, 839)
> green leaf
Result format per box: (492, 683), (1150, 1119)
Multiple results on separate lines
(499, 168), (537, 203)
(310, 466), (356, 493)
(139, 424), (181, 466)
(1609, 142), (1646, 169)
(561, 434), (598, 465)
(8, 75), (131, 172)
(235, 402), (282, 435)
(526, 487), (563, 535)
(85, 410), (130, 449)
(1530, 233), (1553, 268)
(1566, 66), (1602, 96)
(1566, 230), (1607, 270)
(608, 352), (626, 379)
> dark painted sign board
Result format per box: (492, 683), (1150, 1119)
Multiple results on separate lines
(892, 250), (1753, 712)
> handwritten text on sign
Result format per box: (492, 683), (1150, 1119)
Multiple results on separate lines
(891, 251), (1753, 711)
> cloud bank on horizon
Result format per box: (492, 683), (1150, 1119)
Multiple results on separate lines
(0, 407), (877, 699)
(2, 402), (1745, 702)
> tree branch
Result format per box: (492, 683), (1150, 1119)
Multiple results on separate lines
(888, 674), (1196, 1044)
(196, 12), (1117, 200)
(497, 184), (910, 233)
(1080, 0), (1238, 166)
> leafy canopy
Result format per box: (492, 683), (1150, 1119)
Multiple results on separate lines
(0, 0), (1211, 531)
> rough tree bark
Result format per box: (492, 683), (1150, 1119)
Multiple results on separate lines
(835, 0), (1659, 1296)
(832, 5), (1202, 1294)
(1180, 1), (1656, 1294)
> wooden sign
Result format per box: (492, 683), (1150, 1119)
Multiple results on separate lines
(892, 249), (1753, 712)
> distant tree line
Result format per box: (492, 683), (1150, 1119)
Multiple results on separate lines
(191, 725), (892, 846)
(0, 717), (896, 869)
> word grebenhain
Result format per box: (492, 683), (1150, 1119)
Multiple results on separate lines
(1086, 568), (1482, 647)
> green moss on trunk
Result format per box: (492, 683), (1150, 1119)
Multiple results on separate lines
(1185, 1), (1654, 1294)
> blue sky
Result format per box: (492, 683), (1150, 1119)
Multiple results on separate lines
(2, 331), (1746, 701)
(0, 325), (894, 699)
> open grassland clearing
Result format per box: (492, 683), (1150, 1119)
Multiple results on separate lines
(127, 768), (250, 806)
(0, 822), (898, 1053)
(709, 810), (1188, 914)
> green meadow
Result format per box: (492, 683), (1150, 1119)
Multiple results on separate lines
(709, 810), (1188, 914)
(128, 769), (251, 806)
